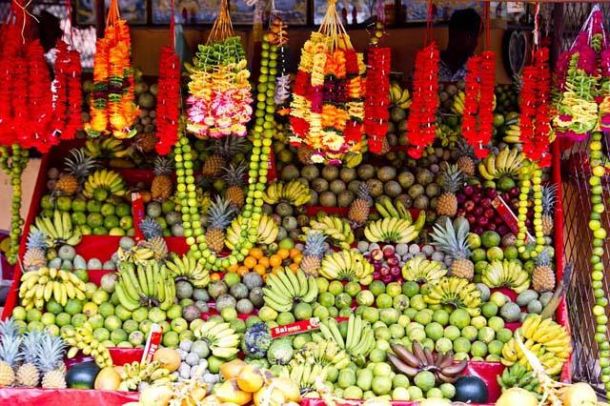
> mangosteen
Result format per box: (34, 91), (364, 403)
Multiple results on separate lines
(454, 376), (488, 403)
(319, 191), (337, 207)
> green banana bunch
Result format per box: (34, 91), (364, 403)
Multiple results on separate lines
(115, 261), (176, 311)
(424, 276), (482, 316)
(364, 218), (420, 244)
(498, 364), (540, 394)
(401, 255), (448, 285)
(317, 315), (375, 365)
(84, 138), (133, 159)
(166, 252), (209, 288)
(319, 249), (374, 285)
(263, 180), (311, 206)
(302, 214), (354, 249)
(263, 268), (318, 313)
(225, 213), (279, 250)
(375, 196), (412, 222)
(194, 319), (240, 359)
(280, 362), (328, 395)
(31, 210), (82, 249)
(482, 260), (530, 293)
(117, 244), (156, 265)
(62, 322), (112, 368)
(293, 340), (351, 369)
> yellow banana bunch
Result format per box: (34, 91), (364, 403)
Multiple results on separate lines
(19, 267), (87, 310)
(364, 218), (420, 244)
(117, 244), (156, 265)
(226, 214), (278, 250)
(424, 276), (481, 316)
(84, 137), (133, 159)
(82, 169), (127, 198)
(503, 122), (521, 144)
(62, 322), (112, 368)
(166, 253), (210, 288)
(263, 268), (318, 312)
(482, 260), (530, 293)
(401, 255), (448, 284)
(478, 147), (525, 180)
(320, 249), (374, 285)
(31, 210), (82, 248)
(302, 214), (354, 249)
(390, 81), (411, 109)
(118, 361), (175, 391)
(263, 180), (311, 206)
(194, 319), (240, 359)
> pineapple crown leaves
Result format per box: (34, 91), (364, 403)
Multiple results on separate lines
(20, 330), (44, 364)
(0, 335), (22, 367)
(153, 156), (174, 176)
(355, 182), (372, 204)
(26, 230), (48, 251)
(207, 196), (239, 229)
(35, 333), (66, 373)
(211, 136), (248, 158)
(535, 248), (553, 267)
(430, 217), (471, 260)
(140, 217), (164, 239)
(541, 183), (557, 215)
(0, 318), (21, 341)
(303, 232), (327, 259)
(439, 163), (464, 193)
(222, 162), (247, 187)
(64, 148), (99, 180)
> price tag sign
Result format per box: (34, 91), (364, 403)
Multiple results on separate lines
(270, 317), (348, 339)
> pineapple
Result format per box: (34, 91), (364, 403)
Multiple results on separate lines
(456, 139), (476, 177)
(0, 319), (23, 387)
(36, 333), (66, 389)
(430, 217), (474, 280)
(205, 197), (238, 254)
(202, 136), (247, 177)
(151, 157), (174, 201)
(139, 218), (168, 260)
(532, 249), (555, 292)
(436, 164), (464, 217)
(348, 183), (372, 226)
(223, 163), (247, 208)
(301, 232), (327, 276)
(297, 147), (314, 165)
(16, 331), (42, 387)
(135, 132), (158, 153)
(541, 184), (557, 236)
(23, 231), (48, 271)
(54, 148), (98, 196)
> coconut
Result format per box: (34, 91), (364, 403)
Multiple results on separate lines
(329, 179), (347, 194)
(414, 195), (429, 209)
(321, 166), (339, 181)
(192, 288), (210, 302)
(301, 165), (319, 180)
(217, 294), (237, 311)
(275, 202), (293, 217)
(377, 166), (397, 182)
(319, 192), (337, 207)
(230, 283), (249, 299)
(384, 181), (402, 198)
(347, 180), (362, 194)
(416, 168), (434, 185)
(236, 299), (254, 314)
(282, 216), (298, 231)
(357, 164), (375, 180)
(296, 177), (309, 187)
(311, 178), (329, 193)
(308, 191), (319, 205)
(176, 280), (194, 299)
(182, 305), (202, 322)
(194, 300), (209, 313)
(339, 167), (357, 182)
(426, 183), (441, 197)
(398, 171), (415, 188)
(337, 190), (355, 207)
(408, 184), (425, 198)
(366, 179), (384, 197)
(249, 287), (264, 307)
(280, 165), (300, 180)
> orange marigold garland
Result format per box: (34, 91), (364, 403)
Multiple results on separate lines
(405, 42), (439, 159)
(86, 13), (139, 139)
(156, 46), (181, 155)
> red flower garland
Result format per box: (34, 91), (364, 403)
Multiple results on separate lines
(155, 46), (181, 155)
(461, 51), (495, 159)
(520, 47), (551, 167)
(52, 41), (82, 141)
(406, 42), (439, 159)
(365, 47), (391, 154)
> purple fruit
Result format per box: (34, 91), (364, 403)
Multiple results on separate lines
(371, 249), (384, 261)
(382, 274), (393, 283)
(387, 257), (399, 267)
(373, 271), (381, 279)
(380, 267), (390, 276)
(474, 226), (484, 234)
(484, 208), (495, 219)
(457, 194), (466, 204)
(465, 201), (475, 212)
(474, 207), (484, 216)
(488, 223), (497, 231)
(390, 266), (401, 276)
(481, 198), (491, 208)
(464, 185), (474, 196)
(486, 188), (497, 198)
(479, 217), (489, 226)
(498, 225), (509, 235)
(382, 245), (395, 258)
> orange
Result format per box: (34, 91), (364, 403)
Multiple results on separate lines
(258, 257), (270, 269)
(288, 263), (299, 272)
(228, 263), (239, 273)
(269, 255), (282, 268)
(254, 264), (266, 276)
(237, 265), (249, 276)
(289, 248), (301, 258)
(210, 272), (222, 281)
(272, 267), (282, 275)
(293, 255), (302, 264)
(278, 248), (290, 260)
(250, 248), (264, 260)
(244, 256), (257, 269)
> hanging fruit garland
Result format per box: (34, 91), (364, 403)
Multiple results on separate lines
(175, 6), (277, 271)
(186, 0), (252, 139)
(85, 0), (139, 139)
(289, 0), (366, 164)
(365, 46), (391, 154)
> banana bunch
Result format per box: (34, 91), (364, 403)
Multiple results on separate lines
(294, 340), (351, 369)
(117, 243), (156, 265)
(280, 363), (328, 395)
(482, 260), (530, 293)
(82, 169), (127, 198)
(302, 215), (354, 249)
(32, 210), (82, 248)
(388, 342), (467, 383)
(118, 361), (175, 391)
(263, 268), (318, 312)
(343, 151), (363, 169)
(503, 121), (521, 144)
(115, 261), (176, 311)
(498, 364), (540, 394)
(375, 196), (412, 221)
(401, 255), (447, 285)
(478, 147), (525, 180)
(62, 322), (112, 368)
(424, 276), (481, 316)
(166, 253), (209, 288)
(263, 180), (311, 206)
(317, 315), (375, 364)
(226, 214), (278, 250)
(20, 266), (86, 310)
(436, 123), (460, 148)
(501, 314), (571, 376)
(320, 249), (374, 285)
(364, 218), (421, 244)
(194, 319), (240, 359)
(390, 81), (411, 109)
(451, 91), (466, 115)
(85, 137), (132, 159)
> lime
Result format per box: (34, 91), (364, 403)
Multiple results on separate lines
(87, 213), (103, 228)
(449, 308), (471, 329)
(425, 322), (444, 340)
(277, 311), (295, 325)
(402, 281), (420, 298)
(293, 303), (312, 320)
(103, 215), (120, 229)
(87, 200), (101, 213)
(11, 306), (26, 321)
(116, 203), (131, 217)
(100, 203), (116, 216)
(414, 371), (436, 392)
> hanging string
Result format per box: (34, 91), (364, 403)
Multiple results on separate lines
(425, 0), (433, 45)
(106, 0), (120, 26)
(12, 0), (38, 44)
(533, 2), (541, 48)
(169, 0), (175, 49)
(483, 1), (490, 50)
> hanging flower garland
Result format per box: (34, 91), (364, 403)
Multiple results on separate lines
(552, 8), (605, 141)
(598, 29), (610, 130)
(365, 46), (391, 154)
(289, 0), (366, 164)
(52, 41), (82, 141)
(405, 42), (439, 159)
(520, 47), (552, 166)
(86, 3), (139, 139)
(155, 46), (181, 155)
(186, 0), (252, 139)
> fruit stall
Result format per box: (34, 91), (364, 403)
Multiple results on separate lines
(0, 0), (607, 405)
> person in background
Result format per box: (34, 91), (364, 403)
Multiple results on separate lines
(439, 8), (482, 82)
